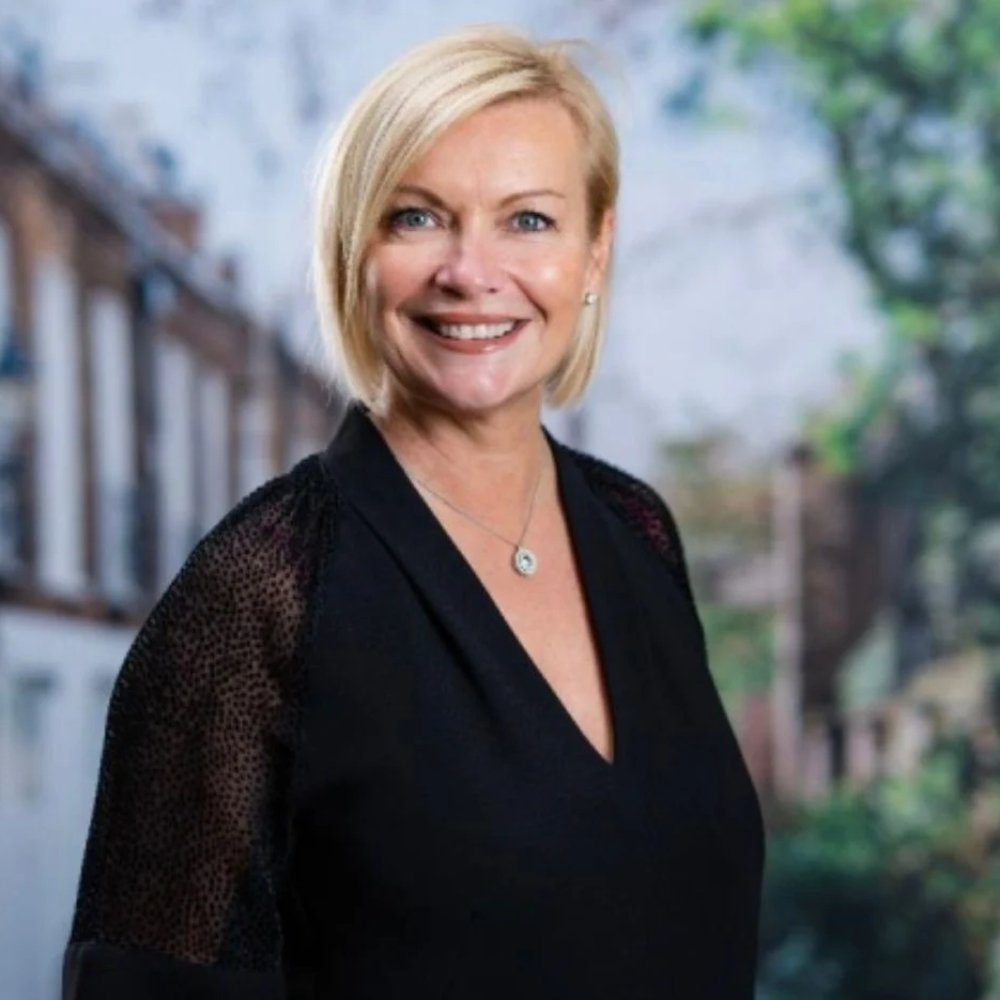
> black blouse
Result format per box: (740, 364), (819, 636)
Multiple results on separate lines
(64, 404), (764, 999)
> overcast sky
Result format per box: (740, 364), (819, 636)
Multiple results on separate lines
(0, 0), (885, 468)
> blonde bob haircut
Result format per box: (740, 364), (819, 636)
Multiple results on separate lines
(311, 24), (619, 410)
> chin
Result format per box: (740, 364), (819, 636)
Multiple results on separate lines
(383, 339), (559, 418)
(435, 387), (531, 416)
(412, 371), (542, 417)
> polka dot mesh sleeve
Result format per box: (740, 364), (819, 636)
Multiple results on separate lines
(569, 449), (695, 606)
(65, 454), (334, 989)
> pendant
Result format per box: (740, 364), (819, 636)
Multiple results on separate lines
(513, 546), (539, 577)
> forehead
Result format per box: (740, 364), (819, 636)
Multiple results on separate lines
(399, 98), (587, 198)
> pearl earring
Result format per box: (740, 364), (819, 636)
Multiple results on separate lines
(583, 291), (598, 306)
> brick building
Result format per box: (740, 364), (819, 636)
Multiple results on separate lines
(0, 69), (341, 1000)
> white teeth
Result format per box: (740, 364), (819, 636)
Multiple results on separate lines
(431, 321), (517, 340)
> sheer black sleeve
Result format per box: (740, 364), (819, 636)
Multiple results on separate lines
(63, 456), (334, 999)
(567, 449), (696, 605)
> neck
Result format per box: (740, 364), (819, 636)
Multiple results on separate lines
(370, 394), (552, 519)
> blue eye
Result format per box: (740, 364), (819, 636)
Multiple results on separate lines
(389, 207), (436, 230)
(511, 211), (554, 232)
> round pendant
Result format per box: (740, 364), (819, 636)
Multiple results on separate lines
(513, 546), (539, 577)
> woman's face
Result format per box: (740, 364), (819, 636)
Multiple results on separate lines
(366, 97), (613, 418)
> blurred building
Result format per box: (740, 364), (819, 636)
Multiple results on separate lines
(767, 447), (997, 806)
(0, 71), (341, 1000)
(666, 436), (997, 810)
(768, 445), (889, 799)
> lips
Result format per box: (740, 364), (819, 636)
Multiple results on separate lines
(415, 316), (528, 342)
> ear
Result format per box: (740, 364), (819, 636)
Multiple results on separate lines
(585, 208), (615, 292)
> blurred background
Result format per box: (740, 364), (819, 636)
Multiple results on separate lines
(0, 0), (997, 997)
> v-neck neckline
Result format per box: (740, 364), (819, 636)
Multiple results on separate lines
(323, 404), (642, 775)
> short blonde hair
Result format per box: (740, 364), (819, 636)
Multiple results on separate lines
(310, 24), (619, 410)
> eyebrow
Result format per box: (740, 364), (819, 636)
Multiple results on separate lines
(393, 184), (567, 209)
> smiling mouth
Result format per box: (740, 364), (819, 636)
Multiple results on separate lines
(415, 317), (528, 342)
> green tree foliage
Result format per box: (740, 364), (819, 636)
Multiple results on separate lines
(759, 742), (1000, 999)
(673, 6), (1000, 994)
(686, 0), (1000, 649)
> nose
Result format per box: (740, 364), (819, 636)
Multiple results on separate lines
(431, 225), (503, 296)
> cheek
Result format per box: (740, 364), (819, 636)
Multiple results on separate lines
(367, 248), (434, 310)
(520, 255), (588, 312)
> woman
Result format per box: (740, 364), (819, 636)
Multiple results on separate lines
(63, 25), (764, 999)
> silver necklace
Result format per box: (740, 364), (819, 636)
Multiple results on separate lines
(404, 457), (545, 577)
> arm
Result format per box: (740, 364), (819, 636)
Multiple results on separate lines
(64, 460), (330, 998)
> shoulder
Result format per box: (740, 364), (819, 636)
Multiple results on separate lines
(100, 453), (338, 795)
(560, 444), (694, 603)
(117, 449), (337, 745)
(200, 452), (334, 560)
(131, 453), (338, 681)
(178, 452), (336, 594)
